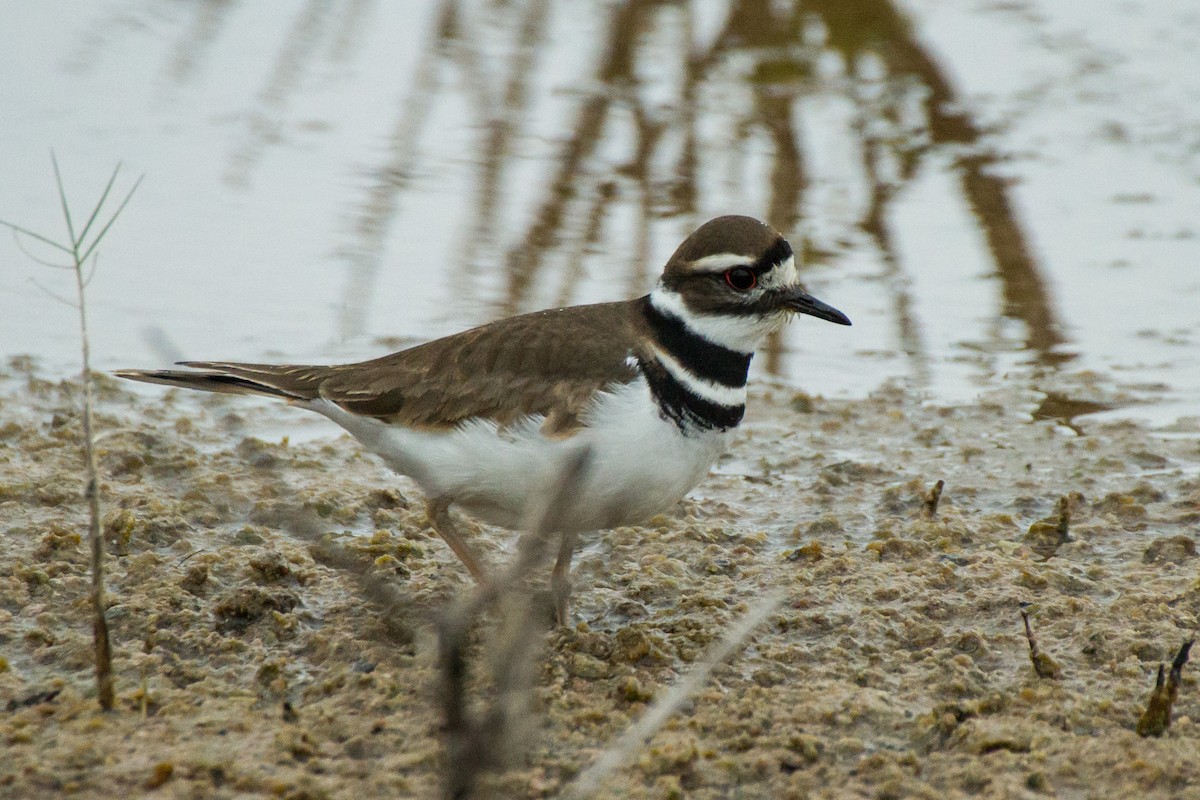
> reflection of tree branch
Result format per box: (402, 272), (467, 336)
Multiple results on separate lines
(554, 181), (617, 309)
(760, 98), (805, 236)
(164, 0), (236, 87)
(224, 0), (334, 188)
(456, 0), (551, 302)
(958, 155), (1066, 359)
(695, 0), (800, 66)
(757, 92), (805, 375)
(803, 0), (973, 143)
(687, 0), (810, 376)
(63, 3), (152, 75)
(623, 99), (667, 298)
(326, 0), (375, 64)
(499, 0), (640, 316)
(852, 62), (933, 385)
(809, 0), (1066, 361)
(335, 0), (457, 339)
(670, 5), (700, 222)
(859, 134), (932, 386)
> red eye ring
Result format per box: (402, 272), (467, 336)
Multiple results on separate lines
(724, 267), (757, 291)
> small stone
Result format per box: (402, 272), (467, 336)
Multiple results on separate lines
(653, 774), (684, 800)
(180, 563), (209, 593)
(1023, 518), (1070, 559)
(833, 736), (865, 757)
(617, 675), (653, 703)
(104, 508), (137, 550)
(1095, 492), (1147, 520)
(790, 392), (816, 413)
(961, 720), (1033, 754)
(786, 733), (823, 764)
(365, 488), (408, 509)
(249, 551), (291, 582)
(1143, 535), (1196, 565)
(213, 586), (299, 632)
(144, 761), (174, 790)
(569, 653), (611, 680)
(637, 734), (700, 773)
(787, 541), (824, 562)
(233, 526), (266, 545)
(614, 627), (652, 662)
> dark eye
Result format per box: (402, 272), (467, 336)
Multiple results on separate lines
(724, 267), (757, 291)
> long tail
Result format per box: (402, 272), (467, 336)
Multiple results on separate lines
(114, 361), (332, 402)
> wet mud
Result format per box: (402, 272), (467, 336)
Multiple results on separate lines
(2, 359), (1198, 798)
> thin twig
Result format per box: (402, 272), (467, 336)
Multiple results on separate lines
(923, 479), (945, 517)
(78, 173), (143, 265)
(3, 154), (142, 711)
(1138, 639), (1194, 737)
(2, 220), (74, 256)
(83, 252), (101, 288)
(74, 225), (114, 710)
(28, 277), (80, 309)
(75, 161), (124, 245)
(562, 589), (785, 799)
(438, 446), (593, 800)
(1020, 608), (1062, 680)
(10, 229), (75, 267)
(51, 151), (79, 248)
(1055, 495), (1071, 542)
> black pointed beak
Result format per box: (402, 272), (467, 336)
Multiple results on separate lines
(783, 287), (851, 326)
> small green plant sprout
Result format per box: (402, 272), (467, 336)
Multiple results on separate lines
(0, 152), (142, 711)
(1137, 639), (1194, 738)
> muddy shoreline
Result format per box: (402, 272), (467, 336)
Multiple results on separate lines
(1, 360), (1199, 798)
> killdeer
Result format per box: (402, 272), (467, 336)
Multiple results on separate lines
(117, 215), (850, 620)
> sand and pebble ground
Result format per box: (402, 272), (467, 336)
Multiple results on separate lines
(1, 357), (1199, 799)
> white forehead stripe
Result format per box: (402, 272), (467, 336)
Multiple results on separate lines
(648, 343), (747, 407)
(648, 288), (782, 353)
(689, 253), (756, 271)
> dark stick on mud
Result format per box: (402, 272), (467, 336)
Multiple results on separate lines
(1137, 639), (1194, 737)
(923, 479), (945, 517)
(1055, 496), (1070, 541)
(1020, 608), (1062, 680)
(438, 446), (593, 800)
(1023, 495), (1073, 560)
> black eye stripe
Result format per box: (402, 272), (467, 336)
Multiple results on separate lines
(756, 238), (793, 271)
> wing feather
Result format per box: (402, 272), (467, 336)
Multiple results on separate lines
(117, 300), (644, 433)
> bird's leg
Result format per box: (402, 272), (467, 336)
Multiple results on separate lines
(426, 497), (487, 581)
(550, 530), (579, 626)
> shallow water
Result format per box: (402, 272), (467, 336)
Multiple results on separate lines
(1, 0), (1198, 426)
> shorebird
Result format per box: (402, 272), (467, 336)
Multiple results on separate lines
(117, 215), (850, 620)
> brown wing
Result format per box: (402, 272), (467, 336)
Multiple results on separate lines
(117, 300), (644, 434)
(320, 300), (642, 432)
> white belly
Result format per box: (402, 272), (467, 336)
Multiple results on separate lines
(306, 377), (729, 532)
